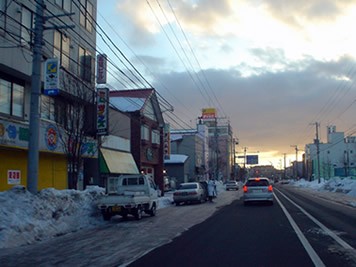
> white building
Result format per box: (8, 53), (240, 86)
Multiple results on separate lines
(305, 126), (356, 180)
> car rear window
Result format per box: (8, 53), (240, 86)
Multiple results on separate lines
(179, 183), (198, 190)
(246, 179), (269, 186)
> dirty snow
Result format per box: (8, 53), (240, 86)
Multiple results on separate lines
(0, 177), (355, 249)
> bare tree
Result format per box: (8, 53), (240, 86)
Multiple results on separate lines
(55, 70), (96, 189)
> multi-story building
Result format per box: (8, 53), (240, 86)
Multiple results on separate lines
(169, 123), (209, 182)
(199, 109), (235, 182)
(305, 125), (356, 180)
(0, 0), (98, 191)
(109, 88), (166, 194)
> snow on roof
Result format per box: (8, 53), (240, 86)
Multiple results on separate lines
(110, 97), (146, 112)
(170, 134), (183, 142)
(164, 154), (189, 164)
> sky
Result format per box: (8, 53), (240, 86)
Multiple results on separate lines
(96, 0), (356, 167)
(0, 178), (355, 251)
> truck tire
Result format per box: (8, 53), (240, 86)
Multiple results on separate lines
(134, 207), (143, 220)
(149, 204), (157, 216)
(103, 212), (112, 221)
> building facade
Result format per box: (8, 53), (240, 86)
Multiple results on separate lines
(109, 89), (166, 194)
(305, 125), (356, 180)
(0, 0), (98, 191)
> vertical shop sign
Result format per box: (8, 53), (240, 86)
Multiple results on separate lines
(96, 54), (107, 84)
(8, 170), (21, 185)
(97, 88), (109, 135)
(163, 123), (170, 159)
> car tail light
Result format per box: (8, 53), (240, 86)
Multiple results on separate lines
(268, 185), (273, 192)
(243, 185), (248, 193)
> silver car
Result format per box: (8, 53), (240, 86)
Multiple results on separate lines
(243, 177), (274, 205)
(226, 180), (239, 191)
(173, 182), (207, 205)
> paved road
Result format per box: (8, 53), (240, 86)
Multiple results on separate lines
(1, 185), (355, 267)
(128, 185), (356, 267)
(0, 188), (238, 267)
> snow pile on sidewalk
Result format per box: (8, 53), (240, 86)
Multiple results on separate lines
(290, 177), (356, 197)
(0, 185), (175, 249)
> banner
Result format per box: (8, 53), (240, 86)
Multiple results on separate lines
(97, 88), (109, 135)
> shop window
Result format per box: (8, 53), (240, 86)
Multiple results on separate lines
(54, 30), (70, 69)
(0, 78), (24, 117)
(80, 0), (93, 32)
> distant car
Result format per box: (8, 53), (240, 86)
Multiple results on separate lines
(173, 182), (207, 206)
(226, 180), (239, 191)
(243, 177), (274, 205)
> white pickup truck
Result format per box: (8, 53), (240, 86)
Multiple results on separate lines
(98, 174), (159, 221)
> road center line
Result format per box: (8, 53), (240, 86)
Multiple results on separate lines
(274, 193), (326, 267)
(275, 188), (356, 253)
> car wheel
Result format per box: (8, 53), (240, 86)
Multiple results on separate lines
(134, 207), (143, 220)
(149, 204), (157, 216)
(175, 202), (180, 206)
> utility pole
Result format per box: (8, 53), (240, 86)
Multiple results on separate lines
(314, 122), (321, 184)
(290, 145), (298, 179)
(27, 0), (44, 194)
(283, 153), (287, 180)
(27, 1), (74, 193)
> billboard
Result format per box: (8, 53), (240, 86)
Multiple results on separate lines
(201, 108), (216, 119)
(96, 88), (109, 135)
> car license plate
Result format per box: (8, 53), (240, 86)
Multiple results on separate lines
(253, 189), (262, 193)
(112, 206), (121, 212)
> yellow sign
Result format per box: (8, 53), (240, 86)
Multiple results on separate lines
(202, 108), (216, 119)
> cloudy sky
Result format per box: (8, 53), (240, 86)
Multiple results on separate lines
(96, 0), (356, 167)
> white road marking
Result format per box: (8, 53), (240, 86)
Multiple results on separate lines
(274, 193), (326, 267)
(276, 188), (356, 253)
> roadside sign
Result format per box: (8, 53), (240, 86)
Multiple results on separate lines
(246, 155), (259, 165)
(44, 58), (59, 95)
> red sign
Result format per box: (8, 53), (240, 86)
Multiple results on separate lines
(8, 170), (21, 185)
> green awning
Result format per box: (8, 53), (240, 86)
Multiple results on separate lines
(100, 148), (139, 174)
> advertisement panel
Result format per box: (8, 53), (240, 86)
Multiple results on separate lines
(97, 88), (109, 135)
(201, 108), (216, 119)
(163, 123), (170, 159)
(96, 54), (107, 84)
(44, 58), (60, 95)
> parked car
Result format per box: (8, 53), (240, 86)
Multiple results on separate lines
(243, 177), (274, 205)
(226, 180), (239, 191)
(173, 182), (207, 206)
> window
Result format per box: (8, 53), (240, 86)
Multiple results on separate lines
(141, 125), (150, 141)
(0, 78), (24, 117)
(80, 0), (93, 32)
(79, 46), (92, 82)
(54, 30), (70, 69)
(41, 95), (55, 121)
(21, 7), (34, 46)
(55, 0), (71, 12)
(152, 130), (160, 144)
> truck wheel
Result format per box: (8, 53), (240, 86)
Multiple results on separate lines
(149, 204), (157, 216)
(135, 207), (143, 220)
(103, 212), (112, 221)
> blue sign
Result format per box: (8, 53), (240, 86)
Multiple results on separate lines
(44, 89), (59, 96)
(246, 155), (258, 165)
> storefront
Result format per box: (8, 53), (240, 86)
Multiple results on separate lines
(0, 119), (97, 191)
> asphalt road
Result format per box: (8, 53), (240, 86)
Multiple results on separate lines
(0, 185), (355, 267)
(128, 185), (356, 267)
